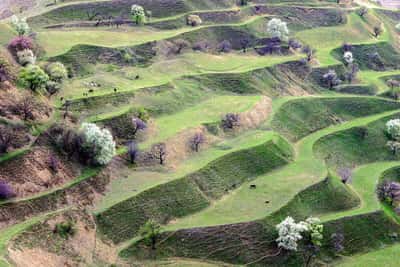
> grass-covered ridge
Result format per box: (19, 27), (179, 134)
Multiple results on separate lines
(271, 97), (400, 141)
(314, 112), (400, 169)
(331, 42), (400, 71)
(96, 135), (293, 244)
(121, 176), (390, 266)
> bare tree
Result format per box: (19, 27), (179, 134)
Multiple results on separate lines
(132, 117), (147, 137)
(189, 132), (205, 152)
(14, 95), (35, 121)
(151, 143), (167, 165)
(127, 141), (139, 164)
(173, 39), (190, 54)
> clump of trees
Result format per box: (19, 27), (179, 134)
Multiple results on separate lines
(276, 216), (324, 266)
(8, 36), (34, 56)
(46, 62), (68, 83)
(80, 123), (116, 165)
(11, 15), (30, 36)
(18, 65), (49, 91)
(187, 15), (202, 27)
(45, 62), (68, 96)
(131, 5), (146, 25)
(377, 180), (400, 206)
(322, 69), (341, 90)
(343, 51), (353, 65)
(267, 18), (289, 42)
(276, 217), (323, 251)
(358, 7), (368, 18)
(386, 119), (400, 155)
(16, 49), (36, 66)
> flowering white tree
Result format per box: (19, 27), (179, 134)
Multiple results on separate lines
(80, 123), (116, 165)
(276, 216), (323, 251)
(386, 119), (400, 141)
(276, 217), (308, 251)
(343, 51), (354, 64)
(11, 15), (30, 36)
(131, 5), (146, 25)
(267, 18), (289, 42)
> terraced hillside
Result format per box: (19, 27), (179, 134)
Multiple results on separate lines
(2, 0), (400, 266)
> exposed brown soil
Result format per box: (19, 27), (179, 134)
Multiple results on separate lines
(0, 82), (52, 121)
(8, 209), (122, 267)
(128, 96), (273, 168)
(0, 146), (79, 198)
(0, 123), (33, 153)
(238, 96), (272, 131)
(0, 156), (120, 229)
(0, 0), (36, 19)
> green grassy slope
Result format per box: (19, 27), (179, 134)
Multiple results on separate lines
(96, 136), (293, 244)
(314, 112), (400, 169)
(271, 97), (400, 141)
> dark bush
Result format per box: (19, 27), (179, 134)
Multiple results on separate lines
(0, 126), (12, 154)
(221, 113), (240, 130)
(217, 40), (232, 53)
(8, 36), (34, 56)
(192, 40), (211, 52)
(54, 221), (75, 239)
(0, 181), (15, 200)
